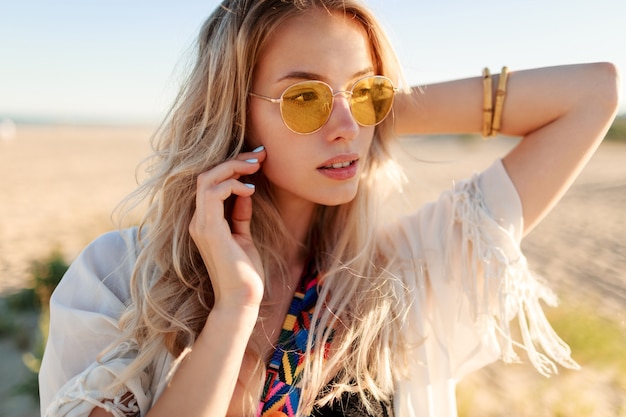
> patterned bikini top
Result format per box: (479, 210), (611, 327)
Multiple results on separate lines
(256, 260), (328, 417)
(256, 261), (393, 417)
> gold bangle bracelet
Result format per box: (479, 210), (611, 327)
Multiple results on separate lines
(482, 67), (493, 138)
(491, 66), (509, 136)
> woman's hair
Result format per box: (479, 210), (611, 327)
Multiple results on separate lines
(115, 0), (410, 414)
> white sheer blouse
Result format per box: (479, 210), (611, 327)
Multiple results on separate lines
(39, 160), (578, 417)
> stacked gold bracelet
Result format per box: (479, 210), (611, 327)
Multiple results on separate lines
(482, 66), (509, 138)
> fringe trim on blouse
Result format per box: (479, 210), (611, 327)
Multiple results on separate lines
(451, 175), (580, 377)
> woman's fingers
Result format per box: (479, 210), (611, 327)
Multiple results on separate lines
(196, 177), (256, 214)
(231, 194), (253, 240)
(191, 147), (266, 232)
(188, 146), (267, 308)
(197, 157), (261, 190)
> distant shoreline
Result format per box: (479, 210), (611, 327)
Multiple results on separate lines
(0, 114), (159, 128)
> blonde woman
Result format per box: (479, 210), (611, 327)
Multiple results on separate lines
(39, 0), (619, 416)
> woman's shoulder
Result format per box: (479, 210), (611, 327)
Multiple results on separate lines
(52, 227), (140, 308)
(84, 227), (140, 257)
(81, 227), (140, 284)
(389, 159), (523, 243)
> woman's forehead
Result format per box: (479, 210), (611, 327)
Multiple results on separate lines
(253, 10), (374, 85)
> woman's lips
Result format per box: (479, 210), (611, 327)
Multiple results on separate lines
(317, 154), (359, 180)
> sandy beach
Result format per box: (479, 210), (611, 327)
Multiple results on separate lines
(0, 125), (153, 293)
(1, 125), (624, 416)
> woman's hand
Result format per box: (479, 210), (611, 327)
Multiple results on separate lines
(145, 147), (268, 417)
(189, 146), (267, 311)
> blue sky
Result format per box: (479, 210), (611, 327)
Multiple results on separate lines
(0, 0), (624, 124)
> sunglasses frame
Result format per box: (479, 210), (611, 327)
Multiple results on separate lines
(249, 75), (399, 135)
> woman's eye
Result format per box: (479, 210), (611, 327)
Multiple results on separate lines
(295, 91), (318, 102)
(353, 88), (371, 102)
(285, 87), (319, 103)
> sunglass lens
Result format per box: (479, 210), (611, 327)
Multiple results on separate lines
(280, 82), (332, 134)
(351, 77), (395, 126)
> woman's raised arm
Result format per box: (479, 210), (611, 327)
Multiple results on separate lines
(394, 62), (620, 233)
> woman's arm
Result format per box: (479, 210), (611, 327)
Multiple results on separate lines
(393, 62), (620, 233)
(88, 306), (259, 417)
(144, 148), (268, 417)
(142, 307), (259, 417)
(89, 149), (269, 417)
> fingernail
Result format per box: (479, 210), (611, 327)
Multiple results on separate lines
(245, 158), (258, 163)
(244, 183), (255, 189)
(252, 145), (265, 153)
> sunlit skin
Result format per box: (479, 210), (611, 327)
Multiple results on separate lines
(247, 10), (377, 249)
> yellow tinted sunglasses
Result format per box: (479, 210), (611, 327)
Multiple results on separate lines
(249, 75), (398, 134)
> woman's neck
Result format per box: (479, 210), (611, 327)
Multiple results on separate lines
(276, 197), (317, 271)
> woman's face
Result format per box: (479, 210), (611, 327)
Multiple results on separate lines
(247, 9), (376, 211)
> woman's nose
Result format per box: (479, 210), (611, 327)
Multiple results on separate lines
(325, 94), (359, 140)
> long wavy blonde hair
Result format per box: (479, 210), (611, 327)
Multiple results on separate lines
(115, 0), (411, 414)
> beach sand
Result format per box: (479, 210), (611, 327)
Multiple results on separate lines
(0, 125), (153, 293)
(1, 125), (624, 416)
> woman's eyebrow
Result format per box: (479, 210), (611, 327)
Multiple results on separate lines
(277, 67), (376, 83)
(352, 66), (376, 78)
(278, 71), (322, 82)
